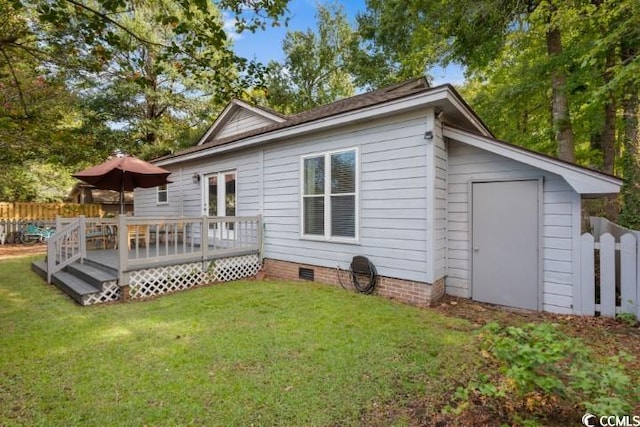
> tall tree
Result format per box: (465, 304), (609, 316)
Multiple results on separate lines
(616, 16), (640, 228)
(0, 0), (292, 200)
(542, 3), (576, 162)
(4, 0), (291, 154)
(65, 0), (240, 158)
(356, 0), (640, 221)
(264, 2), (355, 114)
(356, 0), (584, 162)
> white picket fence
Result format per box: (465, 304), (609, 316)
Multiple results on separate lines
(579, 231), (640, 319)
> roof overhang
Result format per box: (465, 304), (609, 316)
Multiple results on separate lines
(443, 125), (622, 196)
(158, 86), (489, 166)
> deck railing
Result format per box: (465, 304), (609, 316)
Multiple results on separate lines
(47, 215), (263, 286)
(119, 215), (262, 271)
(47, 217), (83, 283)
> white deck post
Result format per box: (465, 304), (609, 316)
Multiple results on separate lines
(202, 216), (209, 260)
(78, 215), (86, 263)
(256, 215), (263, 261)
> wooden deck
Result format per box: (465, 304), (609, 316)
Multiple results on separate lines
(83, 244), (259, 271)
(36, 215), (263, 305)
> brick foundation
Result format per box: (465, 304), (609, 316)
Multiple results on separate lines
(262, 258), (444, 307)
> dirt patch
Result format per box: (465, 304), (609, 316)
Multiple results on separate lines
(0, 243), (46, 260)
(433, 295), (640, 353)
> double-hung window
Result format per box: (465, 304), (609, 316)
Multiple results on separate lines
(157, 184), (168, 204)
(302, 148), (357, 241)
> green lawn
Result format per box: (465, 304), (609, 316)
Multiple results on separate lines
(0, 257), (476, 426)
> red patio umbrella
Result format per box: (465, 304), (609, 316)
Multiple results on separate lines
(73, 155), (172, 213)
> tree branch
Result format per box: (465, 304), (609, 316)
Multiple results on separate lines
(64, 0), (169, 48)
(0, 47), (29, 117)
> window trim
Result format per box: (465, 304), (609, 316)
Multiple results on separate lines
(157, 184), (168, 205)
(300, 147), (359, 243)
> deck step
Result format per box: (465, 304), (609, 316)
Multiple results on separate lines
(51, 271), (102, 305)
(65, 262), (117, 289)
(31, 259), (47, 281)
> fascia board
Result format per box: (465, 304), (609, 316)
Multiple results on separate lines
(443, 125), (622, 195)
(158, 87), (454, 166)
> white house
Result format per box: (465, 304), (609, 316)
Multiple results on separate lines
(136, 78), (622, 314)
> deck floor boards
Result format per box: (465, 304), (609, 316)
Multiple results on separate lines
(83, 243), (257, 271)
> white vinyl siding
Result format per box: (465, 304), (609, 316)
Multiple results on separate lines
(157, 184), (168, 204)
(215, 109), (275, 141)
(133, 150), (260, 218)
(446, 140), (577, 314)
(433, 123), (448, 281)
(263, 112), (430, 282)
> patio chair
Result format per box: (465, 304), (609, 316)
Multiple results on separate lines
(104, 225), (116, 249)
(127, 224), (149, 249)
(86, 226), (106, 249)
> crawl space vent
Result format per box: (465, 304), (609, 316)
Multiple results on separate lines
(298, 267), (314, 281)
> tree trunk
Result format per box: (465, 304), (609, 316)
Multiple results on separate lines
(622, 95), (639, 158)
(602, 49), (619, 220)
(617, 41), (640, 229)
(546, 26), (576, 163)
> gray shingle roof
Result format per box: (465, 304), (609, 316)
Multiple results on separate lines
(155, 77), (431, 162)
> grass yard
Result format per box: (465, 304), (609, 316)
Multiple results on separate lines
(0, 256), (477, 426)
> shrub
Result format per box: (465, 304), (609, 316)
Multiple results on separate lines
(448, 322), (638, 424)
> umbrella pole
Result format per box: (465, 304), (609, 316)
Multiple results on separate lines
(120, 178), (125, 214)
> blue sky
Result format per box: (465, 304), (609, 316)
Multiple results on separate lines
(230, 0), (464, 86)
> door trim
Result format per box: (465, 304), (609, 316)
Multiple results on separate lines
(203, 170), (237, 216)
(468, 177), (544, 311)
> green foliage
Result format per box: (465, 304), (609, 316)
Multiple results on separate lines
(616, 312), (638, 327)
(618, 154), (640, 229)
(451, 322), (638, 423)
(264, 2), (356, 114)
(0, 0), (292, 199)
(0, 162), (77, 202)
(618, 88), (640, 229)
(356, 0), (640, 219)
(0, 166), (37, 201)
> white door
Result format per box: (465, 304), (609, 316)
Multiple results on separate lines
(204, 171), (236, 239)
(471, 180), (539, 310)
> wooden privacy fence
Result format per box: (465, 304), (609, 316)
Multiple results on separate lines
(579, 232), (640, 319)
(0, 202), (102, 220)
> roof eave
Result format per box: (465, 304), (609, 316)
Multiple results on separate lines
(443, 125), (622, 196)
(157, 86), (467, 166)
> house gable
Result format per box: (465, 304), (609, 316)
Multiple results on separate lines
(197, 99), (286, 145)
(157, 84), (494, 166)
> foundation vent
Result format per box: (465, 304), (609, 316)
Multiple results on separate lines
(298, 267), (314, 281)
